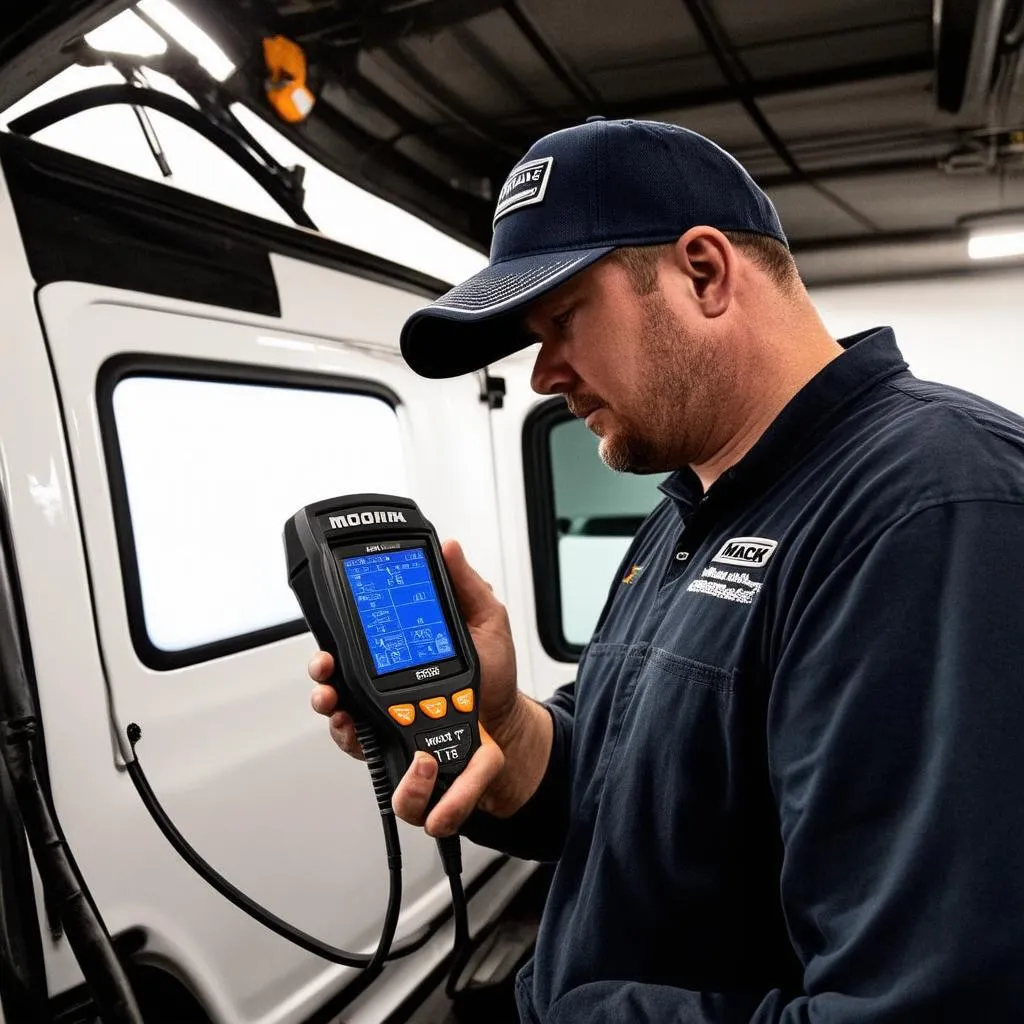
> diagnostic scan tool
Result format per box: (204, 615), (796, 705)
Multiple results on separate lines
(284, 494), (481, 802)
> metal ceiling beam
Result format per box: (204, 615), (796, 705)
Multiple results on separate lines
(680, 0), (880, 233)
(790, 225), (969, 252)
(332, 64), (502, 177)
(475, 53), (933, 130)
(503, 0), (603, 109)
(383, 42), (523, 155)
(755, 154), (945, 190)
(282, 0), (505, 46)
(630, 53), (932, 116)
(450, 23), (550, 118)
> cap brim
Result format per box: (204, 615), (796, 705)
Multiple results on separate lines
(400, 246), (614, 378)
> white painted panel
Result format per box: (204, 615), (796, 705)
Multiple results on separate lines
(812, 269), (1024, 415)
(24, 273), (514, 1023)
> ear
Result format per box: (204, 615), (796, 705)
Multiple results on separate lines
(668, 227), (735, 318)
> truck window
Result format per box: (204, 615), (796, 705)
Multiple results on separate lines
(524, 400), (668, 658)
(103, 365), (406, 668)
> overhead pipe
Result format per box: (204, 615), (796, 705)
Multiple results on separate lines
(935, 0), (1011, 117)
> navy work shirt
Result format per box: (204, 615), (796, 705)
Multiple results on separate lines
(464, 327), (1024, 1022)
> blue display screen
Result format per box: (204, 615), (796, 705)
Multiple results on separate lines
(341, 547), (456, 677)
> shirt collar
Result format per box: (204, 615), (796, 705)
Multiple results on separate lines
(658, 326), (909, 512)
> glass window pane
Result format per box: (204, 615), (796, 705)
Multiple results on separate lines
(111, 376), (406, 652)
(547, 417), (668, 646)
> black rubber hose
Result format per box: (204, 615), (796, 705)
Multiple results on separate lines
(1, 720), (143, 1024)
(0, 492), (142, 1023)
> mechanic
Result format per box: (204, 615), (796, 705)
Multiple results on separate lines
(309, 118), (1024, 1021)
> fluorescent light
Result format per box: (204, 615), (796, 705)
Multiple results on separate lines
(967, 230), (1024, 260)
(136, 0), (236, 81)
(84, 9), (167, 56)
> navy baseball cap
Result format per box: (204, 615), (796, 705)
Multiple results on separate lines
(400, 117), (787, 378)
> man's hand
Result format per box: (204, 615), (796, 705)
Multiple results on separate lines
(309, 538), (551, 837)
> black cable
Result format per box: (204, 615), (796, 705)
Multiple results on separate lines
(126, 722), (405, 969)
(437, 834), (472, 999)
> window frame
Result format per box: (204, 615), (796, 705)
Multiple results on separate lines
(97, 353), (402, 671)
(522, 397), (583, 663)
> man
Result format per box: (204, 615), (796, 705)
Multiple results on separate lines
(309, 118), (1024, 1020)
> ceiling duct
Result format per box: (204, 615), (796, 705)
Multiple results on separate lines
(935, 0), (1015, 120)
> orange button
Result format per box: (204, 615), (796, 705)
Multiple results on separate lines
(419, 696), (448, 719)
(452, 688), (475, 713)
(388, 704), (416, 726)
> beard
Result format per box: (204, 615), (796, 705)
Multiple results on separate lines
(582, 290), (724, 474)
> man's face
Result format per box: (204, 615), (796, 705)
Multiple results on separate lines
(525, 253), (728, 474)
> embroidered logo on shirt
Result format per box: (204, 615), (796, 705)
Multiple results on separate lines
(687, 537), (778, 604)
(711, 536), (778, 568)
(687, 568), (762, 604)
(622, 564), (646, 585)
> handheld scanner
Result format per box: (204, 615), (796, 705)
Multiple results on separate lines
(284, 494), (480, 799)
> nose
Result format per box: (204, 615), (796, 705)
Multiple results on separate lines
(530, 338), (576, 395)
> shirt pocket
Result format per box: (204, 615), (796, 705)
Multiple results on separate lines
(612, 646), (740, 826)
(572, 642), (738, 822)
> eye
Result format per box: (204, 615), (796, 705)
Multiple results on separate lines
(552, 306), (575, 331)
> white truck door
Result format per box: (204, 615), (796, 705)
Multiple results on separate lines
(0, 134), (532, 1024)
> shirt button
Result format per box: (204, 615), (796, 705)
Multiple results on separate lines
(676, 551), (690, 562)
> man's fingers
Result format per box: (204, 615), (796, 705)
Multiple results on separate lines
(327, 710), (365, 760)
(392, 753), (439, 826)
(310, 683), (338, 716)
(310, 656), (365, 757)
(308, 651), (335, 683)
(424, 737), (505, 837)
(441, 539), (498, 624)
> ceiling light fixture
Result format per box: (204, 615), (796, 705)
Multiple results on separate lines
(85, 2), (235, 82)
(136, 0), (235, 81)
(84, 10), (167, 56)
(961, 210), (1024, 261)
(967, 229), (1024, 260)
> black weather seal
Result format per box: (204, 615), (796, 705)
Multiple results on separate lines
(522, 399), (582, 663)
(7, 84), (317, 231)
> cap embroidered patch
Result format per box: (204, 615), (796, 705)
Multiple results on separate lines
(493, 156), (554, 224)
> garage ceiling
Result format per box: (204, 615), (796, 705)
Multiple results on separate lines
(3, 0), (1024, 283)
